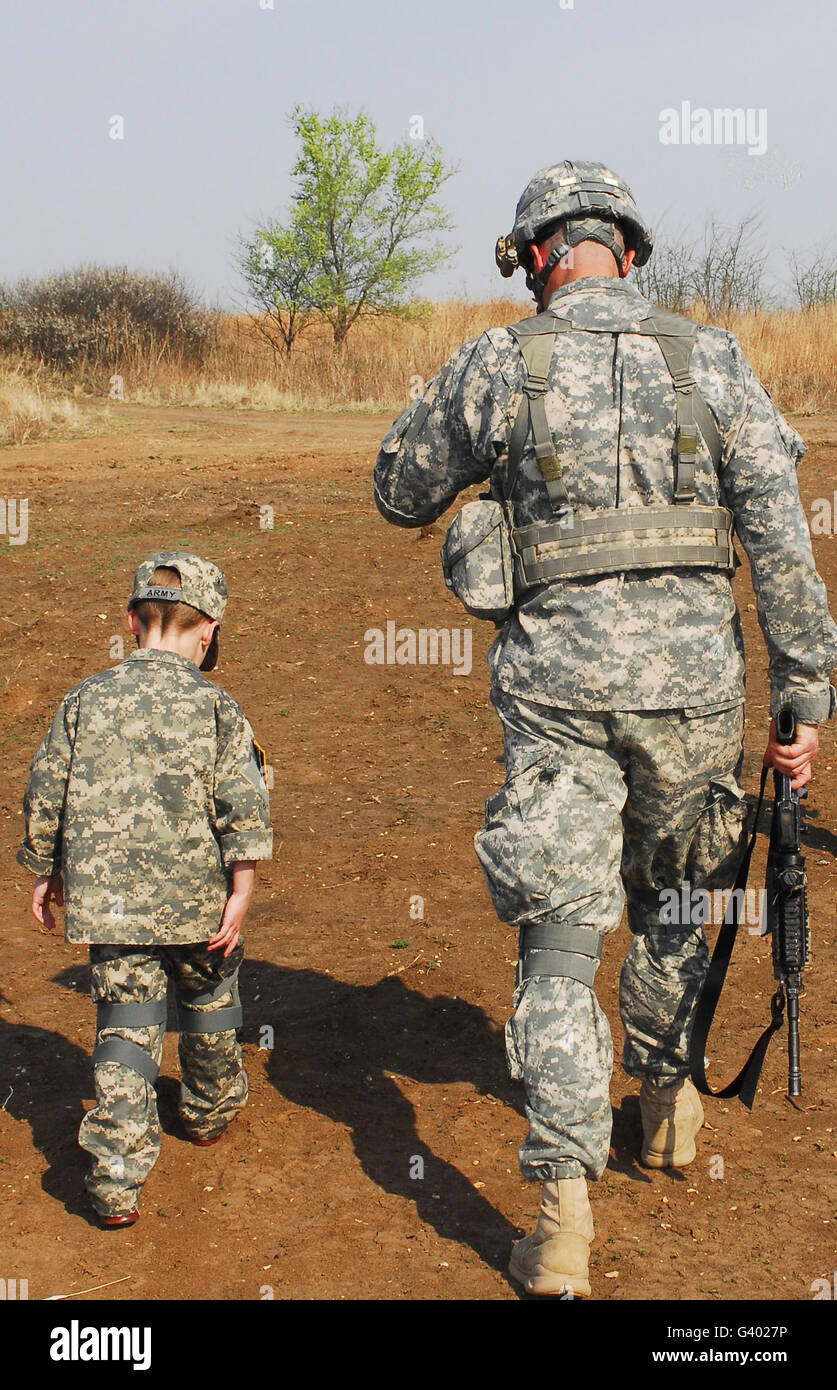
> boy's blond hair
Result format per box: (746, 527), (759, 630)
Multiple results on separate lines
(131, 565), (208, 634)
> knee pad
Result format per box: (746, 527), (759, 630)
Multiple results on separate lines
(93, 996), (168, 1085)
(517, 923), (603, 989)
(178, 971), (243, 1035)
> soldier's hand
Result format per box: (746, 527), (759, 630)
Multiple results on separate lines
(32, 873), (64, 931)
(763, 718), (819, 790)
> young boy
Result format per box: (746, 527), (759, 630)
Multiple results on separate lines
(18, 551), (273, 1228)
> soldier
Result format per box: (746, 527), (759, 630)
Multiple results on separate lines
(373, 161), (837, 1296)
(18, 552), (273, 1227)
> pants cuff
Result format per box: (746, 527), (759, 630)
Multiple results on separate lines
(85, 1182), (143, 1218)
(622, 1061), (690, 1083)
(520, 1159), (591, 1182)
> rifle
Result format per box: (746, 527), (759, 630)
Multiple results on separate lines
(689, 707), (811, 1108)
(767, 707), (810, 1097)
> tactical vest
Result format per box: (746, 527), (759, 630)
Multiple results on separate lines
(502, 307), (734, 592)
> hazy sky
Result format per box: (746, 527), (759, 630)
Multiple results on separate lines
(0, 0), (833, 306)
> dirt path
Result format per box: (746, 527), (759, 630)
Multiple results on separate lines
(1, 402), (835, 1300)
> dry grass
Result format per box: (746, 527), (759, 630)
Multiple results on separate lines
(2, 299), (835, 444)
(0, 363), (86, 445)
(723, 304), (837, 415)
(122, 300), (529, 414)
(83, 299), (837, 418)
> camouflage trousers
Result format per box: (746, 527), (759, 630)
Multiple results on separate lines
(475, 689), (749, 1183)
(80, 941), (247, 1217)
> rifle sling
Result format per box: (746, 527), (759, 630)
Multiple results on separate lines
(689, 765), (788, 1110)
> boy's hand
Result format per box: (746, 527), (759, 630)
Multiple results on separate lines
(32, 873), (64, 931)
(209, 861), (255, 958)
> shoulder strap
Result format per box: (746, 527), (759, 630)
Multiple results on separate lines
(505, 314), (574, 511)
(501, 308), (724, 513)
(693, 389), (723, 473)
(639, 314), (724, 491)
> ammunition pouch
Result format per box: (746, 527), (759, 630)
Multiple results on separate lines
(440, 498), (515, 622)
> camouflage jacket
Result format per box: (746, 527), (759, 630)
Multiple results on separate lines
(373, 276), (837, 722)
(17, 648), (273, 944)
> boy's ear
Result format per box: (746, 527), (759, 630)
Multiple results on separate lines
(200, 623), (220, 672)
(126, 607), (141, 635)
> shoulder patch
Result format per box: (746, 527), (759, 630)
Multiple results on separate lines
(245, 737), (270, 795)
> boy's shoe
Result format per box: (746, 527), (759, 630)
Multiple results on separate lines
(185, 1116), (236, 1147)
(639, 1075), (705, 1168)
(508, 1177), (594, 1298)
(99, 1208), (139, 1229)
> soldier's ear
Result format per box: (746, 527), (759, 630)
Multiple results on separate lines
(126, 606), (141, 636)
(529, 241), (548, 275)
(623, 247), (637, 276)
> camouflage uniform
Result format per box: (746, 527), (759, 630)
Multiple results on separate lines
(82, 942), (247, 1213)
(373, 275), (837, 1184)
(18, 553), (272, 1216)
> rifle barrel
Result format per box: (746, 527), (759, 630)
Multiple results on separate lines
(786, 984), (802, 1097)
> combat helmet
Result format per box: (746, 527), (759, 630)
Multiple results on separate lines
(496, 160), (653, 298)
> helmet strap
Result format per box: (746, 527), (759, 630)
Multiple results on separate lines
(530, 218), (628, 300)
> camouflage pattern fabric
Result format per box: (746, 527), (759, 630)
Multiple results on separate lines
(500, 160), (654, 293)
(374, 272), (837, 1184)
(81, 942), (247, 1217)
(129, 550), (228, 622)
(509, 161), (653, 263)
(17, 647), (272, 943)
(481, 690), (749, 1181)
(374, 276), (837, 723)
(440, 499), (514, 620)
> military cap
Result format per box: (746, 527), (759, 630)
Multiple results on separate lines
(128, 552), (228, 623)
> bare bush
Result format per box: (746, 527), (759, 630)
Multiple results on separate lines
(690, 215), (768, 319)
(0, 266), (216, 376)
(787, 245), (837, 310)
(634, 216), (768, 320)
(633, 231), (698, 312)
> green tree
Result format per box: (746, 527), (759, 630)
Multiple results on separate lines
(238, 223), (315, 358)
(241, 105), (457, 351)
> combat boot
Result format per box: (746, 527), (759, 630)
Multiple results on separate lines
(639, 1075), (704, 1168)
(509, 1176), (594, 1297)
